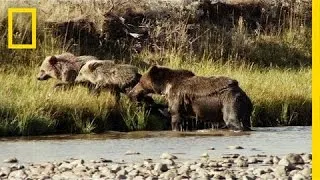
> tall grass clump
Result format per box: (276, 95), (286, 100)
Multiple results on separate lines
(0, 0), (311, 136)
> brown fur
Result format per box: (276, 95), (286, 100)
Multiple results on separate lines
(37, 52), (98, 91)
(75, 60), (141, 100)
(129, 66), (253, 131)
(173, 76), (239, 97)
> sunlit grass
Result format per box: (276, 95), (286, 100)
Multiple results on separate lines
(0, 0), (311, 136)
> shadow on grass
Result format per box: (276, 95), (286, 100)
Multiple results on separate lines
(247, 41), (311, 68)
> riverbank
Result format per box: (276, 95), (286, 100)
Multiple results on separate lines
(0, 152), (312, 179)
(0, 127), (311, 179)
(0, 0), (311, 136)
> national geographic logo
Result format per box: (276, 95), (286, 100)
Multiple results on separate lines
(7, 8), (37, 49)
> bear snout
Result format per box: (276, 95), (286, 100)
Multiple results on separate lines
(128, 83), (145, 100)
(74, 76), (83, 83)
(127, 89), (139, 101)
(37, 74), (50, 81)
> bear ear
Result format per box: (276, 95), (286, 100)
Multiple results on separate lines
(149, 65), (158, 72)
(49, 56), (58, 65)
(88, 62), (102, 72)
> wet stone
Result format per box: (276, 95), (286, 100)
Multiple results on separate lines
(58, 162), (73, 171)
(208, 161), (220, 167)
(273, 156), (281, 164)
(100, 158), (113, 163)
(273, 165), (288, 177)
(110, 164), (121, 173)
(223, 159), (234, 163)
(133, 175), (144, 180)
(125, 150), (141, 155)
(128, 169), (139, 176)
(222, 163), (232, 168)
(8, 169), (27, 179)
(302, 154), (312, 163)
(278, 158), (296, 171)
(242, 175), (256, 180)
(256, 154), (267, 157)
(154, 163), (168, 172)
(248, 157), (258, 164)
(222, 154), (240, 158)
(300, 166), (311, 177)
(160, 153), (177, 160)
(260, 173), (275, 179)
(70, 159), (84, 166)
(201, 153), (209, 158)
(3, 157), (18, 163)
(160, 169), (178, 179)
(285, 153), (304, 164)
(116, 174), (127, 179)
(161, 159), (175, 166)
(235, 158), (249, 167)
(0, 167), (11, 177)
(263, 156), (273, 164)
(253, 168), (266, 176)
(228, 146), (244, 150)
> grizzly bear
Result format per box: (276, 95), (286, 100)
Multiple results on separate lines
(37, 52), (99, 91)
(128, 66), (253, 131)
(75, 60), (142, 100)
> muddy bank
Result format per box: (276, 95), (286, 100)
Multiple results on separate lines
(0, 152), (311, 179)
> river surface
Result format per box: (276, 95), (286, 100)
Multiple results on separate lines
(0, 126), (311, 165)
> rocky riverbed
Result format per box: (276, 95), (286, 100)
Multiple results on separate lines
(0, 152), (311, 180)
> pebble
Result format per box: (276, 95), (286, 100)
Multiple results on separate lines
(302, 153), (312, 163)
(278, 158), (294, 169)
(99, 158), (113, 163)
(285, 153), (304, 164)
(160, 152), (177, 160)
(300, 166), (311, 177)
(262, 156), (273, 164)
(235, 156), (248, 167)
(154, 163), (168, 172)
(201, 152), (209, 158)
(292, 173), (307, 180)
(273, 165), (288, 177)
(0, 152), (311, 179)
(222, 154), (240, 158)
(248, 157), (258, 164)
(273, 156), (281, 164)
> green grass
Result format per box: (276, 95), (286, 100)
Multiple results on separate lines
(0, 0), (311, 136)
(0, 59), (311, 136)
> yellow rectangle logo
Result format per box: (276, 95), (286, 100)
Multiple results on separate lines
(8, 8), (37, 49)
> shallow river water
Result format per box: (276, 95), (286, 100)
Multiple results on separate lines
(0, 126), (311, 165)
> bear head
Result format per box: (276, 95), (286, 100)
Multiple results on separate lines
(128, 65), (195, 101)
(37, 56), (60, 80)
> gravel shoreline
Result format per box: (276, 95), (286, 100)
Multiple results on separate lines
(0, 152), (311, 180)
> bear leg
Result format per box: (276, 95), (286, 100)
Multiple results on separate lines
(222, 103), (243, 131)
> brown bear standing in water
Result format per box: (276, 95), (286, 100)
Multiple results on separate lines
(37, 52), (99, 91)
(128, 66), (253, 131)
